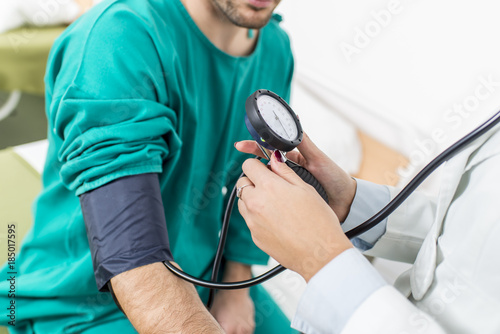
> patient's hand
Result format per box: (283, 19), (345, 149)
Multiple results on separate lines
(210, 261), (255, 334)
(235, 133), (357, 222)
(211, 289), (255, 334)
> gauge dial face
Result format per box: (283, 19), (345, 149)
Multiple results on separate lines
(257, 95), (298, 140)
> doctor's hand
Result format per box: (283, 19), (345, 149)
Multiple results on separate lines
(236, 153), (353, 282)
(235, 133), (357, 222)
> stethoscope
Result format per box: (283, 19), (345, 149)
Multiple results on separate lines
(163, 89), (500, 309)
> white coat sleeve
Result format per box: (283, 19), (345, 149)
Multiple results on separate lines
(344, 178), (437, 263)
(364, 185), (438, 263)
(292, 249), (446, 334)
(341, 285), (446, 334)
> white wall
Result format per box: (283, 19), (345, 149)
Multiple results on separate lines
(277, 0), (500, 187)
(259, 2), (500, 318)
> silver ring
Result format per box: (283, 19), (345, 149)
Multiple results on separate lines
(236, 184), (252, 199)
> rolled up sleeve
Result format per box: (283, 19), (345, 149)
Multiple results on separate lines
(48, 5), (182, 195)
(57, 96), (181, 195)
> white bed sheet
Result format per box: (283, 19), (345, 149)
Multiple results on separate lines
(13, 139), (48, 174)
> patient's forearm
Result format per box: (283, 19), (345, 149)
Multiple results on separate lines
(110, 262), (223, 333)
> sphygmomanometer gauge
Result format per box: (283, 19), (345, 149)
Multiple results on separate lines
(245, 89), (303, 152)
(245, 89), (328, 203)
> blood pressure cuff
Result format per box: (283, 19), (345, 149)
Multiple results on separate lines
(80, 173), (174, 291)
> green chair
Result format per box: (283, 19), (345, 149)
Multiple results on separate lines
(0, 26), (65, 95)
(0, 26), (65, 149)
(0, 148), (42, 333)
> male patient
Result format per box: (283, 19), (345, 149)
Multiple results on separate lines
(0, 0), (294, 332)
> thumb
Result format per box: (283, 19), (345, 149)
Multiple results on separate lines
(296, 132), (325, 162)
(270, 151), (304, 185)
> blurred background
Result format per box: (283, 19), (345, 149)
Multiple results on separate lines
(1, 0), (500, 326)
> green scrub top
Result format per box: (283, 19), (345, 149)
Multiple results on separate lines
(0, 0), (294, 332)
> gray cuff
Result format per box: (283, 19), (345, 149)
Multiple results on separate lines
(80, 173), (174, 291)
(342, 178), (390, 250)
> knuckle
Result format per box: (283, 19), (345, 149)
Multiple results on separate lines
(237, 176), (250, 188)
(242, 158), (256, 171)
(245, 196), (260, 210)
(262, 178), (278, 192)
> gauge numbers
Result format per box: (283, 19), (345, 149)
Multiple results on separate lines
(257, 95), (298, 140)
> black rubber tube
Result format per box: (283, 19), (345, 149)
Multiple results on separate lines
(164, 110), (500, 293)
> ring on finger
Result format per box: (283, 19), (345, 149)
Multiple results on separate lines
(236, 184), (253, 199)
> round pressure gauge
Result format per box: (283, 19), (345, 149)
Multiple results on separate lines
(245, 90), (303, 152)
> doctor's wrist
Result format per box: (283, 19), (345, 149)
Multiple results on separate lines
(297, 241), (354, 282)
(333, 177), (358, 222)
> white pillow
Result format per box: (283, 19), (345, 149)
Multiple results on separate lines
(0, 0), (105, 34)
(0, 0), (25, 34)
(18, 0), (80, 27)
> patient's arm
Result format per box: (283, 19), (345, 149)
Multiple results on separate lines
(111, 262), (223, 333)
(80, 174), (222, 333)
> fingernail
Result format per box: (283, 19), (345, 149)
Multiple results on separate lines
(234, 142), (238, 148)
(274, 150), (284, 163)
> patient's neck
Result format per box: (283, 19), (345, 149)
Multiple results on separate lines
(180, 0), (257, 57)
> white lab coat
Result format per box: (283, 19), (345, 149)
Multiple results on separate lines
(343, 125), (500, 333)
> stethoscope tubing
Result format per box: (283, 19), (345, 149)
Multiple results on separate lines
(164, 110), (500, 299)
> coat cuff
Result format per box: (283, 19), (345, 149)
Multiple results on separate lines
(292, 248), (387, 334)
(342, 178), (391, 250)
